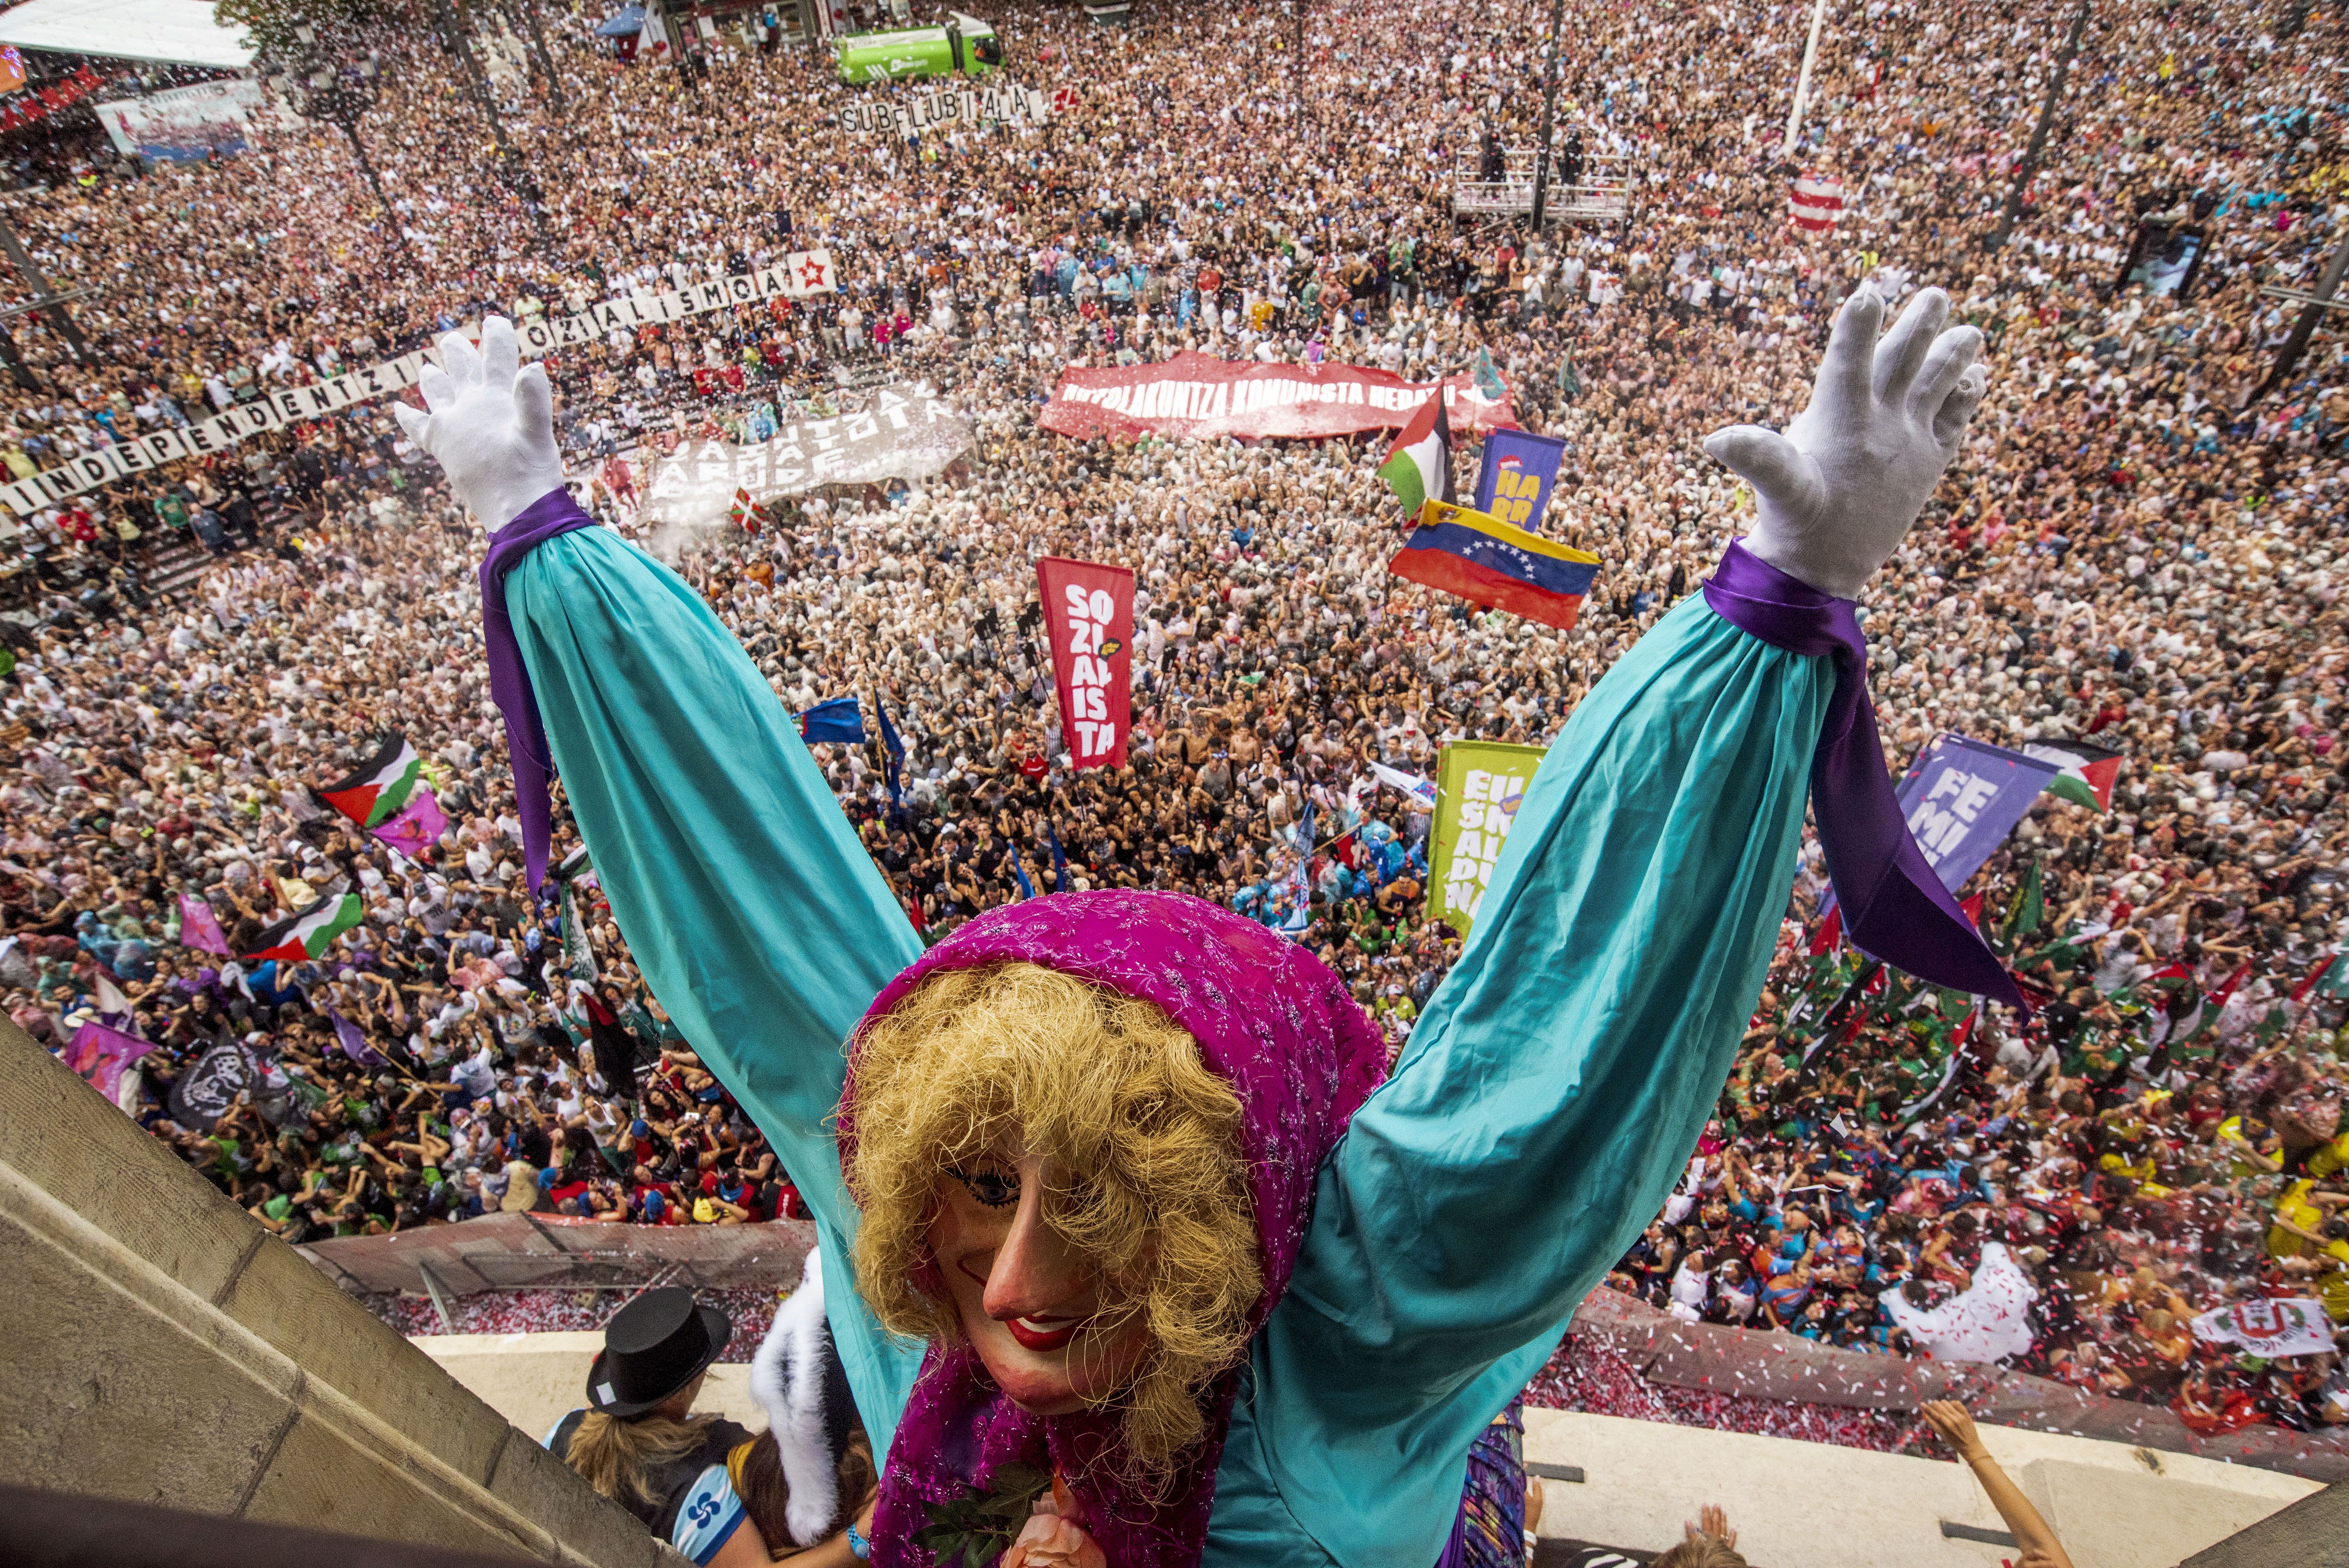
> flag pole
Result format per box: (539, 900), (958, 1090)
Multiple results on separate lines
(1991, 0), (2092, 247)
(1529, 0), (1570, 231)
(1780, 0), (1832, 160)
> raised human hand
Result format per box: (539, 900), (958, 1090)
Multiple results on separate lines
(1684, 1503), (1737, 1550)
(391, 315), (565, 534)
(1704, 284), (1988, 599)
(1920, 1398), (1989, 1461)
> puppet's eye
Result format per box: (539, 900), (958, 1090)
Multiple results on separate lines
(950, 1166), (1020, 1209)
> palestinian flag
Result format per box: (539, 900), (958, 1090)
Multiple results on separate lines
(2025, 739), (2122, 813)
(244, 893), (365, 964)
(1376, 393), (1454, 518)
(315, 734), (422, 828)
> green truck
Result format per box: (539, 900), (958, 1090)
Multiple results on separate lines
(834, 12), (1002, 82)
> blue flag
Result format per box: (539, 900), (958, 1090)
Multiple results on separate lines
(796, 697), (866, 744)
(1011, 852), (1037, 900)
(1474, 428), (1571, 534)
(1048, 819), (1070, 893)
(875, 693), (906, 806)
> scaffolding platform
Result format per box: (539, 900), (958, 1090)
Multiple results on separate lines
(1453, 146), (1631, 225)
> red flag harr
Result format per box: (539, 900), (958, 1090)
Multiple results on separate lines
(1037, 556), (1134, 771)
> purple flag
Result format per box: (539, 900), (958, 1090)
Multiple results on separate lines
(328, 1009), (384, 1066)
(178, 893), (230, 956)
(1893, 734), (2063, 894)
(65, 1019), (152, 1102)
(370, 787), (449, 862)
(1472, 428), (1570, 533)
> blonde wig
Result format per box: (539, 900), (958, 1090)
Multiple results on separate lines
(845, 960), (1261, 1476)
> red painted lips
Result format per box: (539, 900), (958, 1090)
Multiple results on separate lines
(1004, 1314), (1087, 1352)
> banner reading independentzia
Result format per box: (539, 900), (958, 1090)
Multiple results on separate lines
(0, 251), (842, 518)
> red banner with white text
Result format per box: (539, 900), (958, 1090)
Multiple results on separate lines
(1038, 350), (1515, 442)
(1037, 556), (1134, 771)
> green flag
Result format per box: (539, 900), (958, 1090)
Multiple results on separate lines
(1429, 739), (1548, 936)
(2003, 859), (2044, 945)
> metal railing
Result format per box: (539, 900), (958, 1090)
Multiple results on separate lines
(297, 1210), (820, 1298)
(1452, 146), (1632, 224)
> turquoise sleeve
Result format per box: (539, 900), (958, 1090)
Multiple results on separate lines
(1225, 597), (1834, 1567)
(504, 526), (927, 1455)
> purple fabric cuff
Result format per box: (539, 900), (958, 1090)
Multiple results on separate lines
(478, 486), (593, 892)
(1702, 539), (2023, 1009)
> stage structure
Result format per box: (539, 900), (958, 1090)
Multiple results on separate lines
(1453, 144), (1631, 226)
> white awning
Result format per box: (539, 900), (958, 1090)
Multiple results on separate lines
(0, 0), (253, 69)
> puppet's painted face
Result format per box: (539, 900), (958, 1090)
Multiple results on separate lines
(925, 1148), (1155, 1414)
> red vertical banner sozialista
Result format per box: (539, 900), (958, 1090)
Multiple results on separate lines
(1037, 556), (1134, 771)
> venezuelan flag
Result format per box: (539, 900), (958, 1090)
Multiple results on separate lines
(1386, 500), (1601, 631)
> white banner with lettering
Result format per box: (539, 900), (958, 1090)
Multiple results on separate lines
(841, 82), (1049, 137)
(642, 383), (973, 517)
(0, 249), (843, 518)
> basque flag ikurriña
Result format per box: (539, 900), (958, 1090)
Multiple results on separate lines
(1376, 393), (1455, 518)
(1387, 499), (1600, 631)
(315, 733), (422, 828)
(244, 892), (365, 964)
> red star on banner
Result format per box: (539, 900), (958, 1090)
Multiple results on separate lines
(797, 255), (828, 290)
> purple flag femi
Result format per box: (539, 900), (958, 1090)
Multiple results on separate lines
(370, 787), (449, 862)
(177, 893), (230, 955)
(1893, 734), (2063, 894)
(65, 1019), (152, 1102)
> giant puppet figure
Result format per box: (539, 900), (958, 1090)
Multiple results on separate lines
(397, 289), (2001, 1568)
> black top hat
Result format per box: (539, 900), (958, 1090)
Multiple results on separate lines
(585, 1287), (733, 1420)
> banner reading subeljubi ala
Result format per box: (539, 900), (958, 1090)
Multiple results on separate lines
(1431, 740), (1547, 935)
(1037, 556), (1133, 771)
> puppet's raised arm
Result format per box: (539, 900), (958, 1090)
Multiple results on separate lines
(397, 320), (925, 1450)
(1233, 285), (2002, 1566)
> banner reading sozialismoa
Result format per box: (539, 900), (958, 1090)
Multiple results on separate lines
(1039, 350), (1515, 442)
(1037, 557), (1134, 771)
(1430, 741), (1547, 935)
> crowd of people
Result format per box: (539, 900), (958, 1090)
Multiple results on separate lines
(0, 0), (2345, 1453)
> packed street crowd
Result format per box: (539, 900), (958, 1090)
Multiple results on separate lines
(1, 0), (2347, 1450)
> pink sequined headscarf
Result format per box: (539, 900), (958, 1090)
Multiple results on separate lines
(839, 890), (1387, 1568)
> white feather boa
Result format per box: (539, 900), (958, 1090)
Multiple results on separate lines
(747, 1249), (841, 1546)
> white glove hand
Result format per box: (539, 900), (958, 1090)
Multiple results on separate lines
(391, 315), (565, 535)
(1703, 285), (1988, 599)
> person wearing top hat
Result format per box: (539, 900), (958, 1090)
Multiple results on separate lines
(545, 1286), (763, 1565)
(547, 1273), (879, 1568)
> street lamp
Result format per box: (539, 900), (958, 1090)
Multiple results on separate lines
(273, 33), (408, 263)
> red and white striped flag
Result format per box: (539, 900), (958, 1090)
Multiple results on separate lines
(1790, 174), (1845, 232)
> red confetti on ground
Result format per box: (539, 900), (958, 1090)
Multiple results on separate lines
(1524, 1333), (1912, 1452)
(371, 1285), (785, 1360)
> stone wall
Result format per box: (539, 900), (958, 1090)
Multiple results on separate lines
(0, 1017), (679, 1566)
